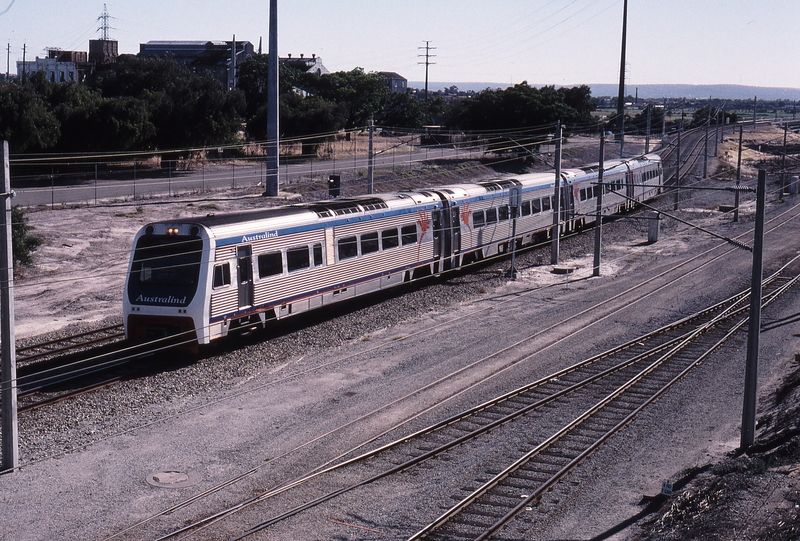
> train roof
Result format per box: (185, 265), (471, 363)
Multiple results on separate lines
(141, 154), (662, 236)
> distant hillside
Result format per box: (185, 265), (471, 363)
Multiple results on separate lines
(588, 84), (800, 101)
(410, 81), (800, 101)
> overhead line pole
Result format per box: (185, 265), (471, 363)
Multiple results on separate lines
(616, 0), (628, 155)
(263, 0), (279, 197)
(740, 170), (766, 450)
(551, 122), (563, 265)
(1, 140), (18, 473)
(593, 131), (605, 277)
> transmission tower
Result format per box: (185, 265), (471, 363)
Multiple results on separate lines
(418, 41), (436, 100)
(97, 4), (115, 41)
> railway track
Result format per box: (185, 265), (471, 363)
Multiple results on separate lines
(16, 323), (126, 365)
(146, 255), (799, 541)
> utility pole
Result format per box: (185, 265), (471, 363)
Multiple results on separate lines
(230, 34), (237, 91)
(781, 124), (788, 193)
(741, 170), (766, 450)
(674, 128), (682, 211)
(551, 122), (563, 265)
(615, 0), (628, 152)
(1, 140), (17, 473)
(645, 103), (652, 153)
(367, 119), (374, 194)
(734, 125), (743, 222)
(418, 41), (436, 101)
(703, 102), (710, 178)
(753, 95), (757, 128)
(263, 0), (279, 196)
(593, 132), (605, 277)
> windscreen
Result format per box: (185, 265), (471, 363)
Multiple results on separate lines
(128, 235), (203, 306)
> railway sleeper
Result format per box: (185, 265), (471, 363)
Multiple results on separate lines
(483, 491), (528, 505)
(519, 466), (561, 479)
(450, 515), (495, 528)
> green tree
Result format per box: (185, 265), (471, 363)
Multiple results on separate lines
(377, 92), (429, 129)
(309, 68), (391, 129)
(0, 76), (60, 152)
(447, 82), (588, 131)
(627, 104), (665, 135)
(237, 54), (301, 119)
(11, 206), (43, 267)
(89, 56), (245, 150)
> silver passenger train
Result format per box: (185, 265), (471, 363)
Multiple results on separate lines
(123, 154), (662, 346)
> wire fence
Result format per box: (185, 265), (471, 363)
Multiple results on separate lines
(8, 135), (491, 208)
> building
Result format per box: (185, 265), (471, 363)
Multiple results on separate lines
(378, 71), (407, 93)
(89, 39), (118, 64)
(138, 40), (255, 89)
(281, 53), (329, 76)
(17, 49), (86, 83)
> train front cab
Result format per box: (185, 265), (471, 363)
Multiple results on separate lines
(124, 223), (206, 348)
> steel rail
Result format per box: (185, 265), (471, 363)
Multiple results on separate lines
(16, 324), (125, 364)
(207, 263), (799, 541)
(410, 266), (800, 540)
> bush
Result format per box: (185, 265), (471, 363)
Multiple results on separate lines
(11, 206), (43, 266)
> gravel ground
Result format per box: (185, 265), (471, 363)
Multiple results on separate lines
(3, 130), (800, 540)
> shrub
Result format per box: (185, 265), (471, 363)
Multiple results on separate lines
(11, 206), (43, 267)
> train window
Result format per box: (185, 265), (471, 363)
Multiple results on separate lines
(532, 199), (541, 214)
(258, 252), (283, 278)
(401, 225), (417, 245)
(361, 232), (379, 254)
(542, 197), (551, 211)
(498, 205), (510, 221)
(486, 208), (498, 224)
(212, 263), (231, 289)
(338, 236), (358, 260)
(287, 246), (310, 272)
(521, 200), (531, 216)
(313, 243), (323, 266)
(382, 228), (399, 250)
(579, 188), (587, 201)
(472, 210), (485, 228)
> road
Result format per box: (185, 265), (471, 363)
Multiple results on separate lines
(9, 144), (483, 207)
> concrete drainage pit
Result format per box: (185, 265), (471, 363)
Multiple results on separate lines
(146, 470), (197, 489)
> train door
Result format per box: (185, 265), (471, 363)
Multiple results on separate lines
(560, 182), (574, 232)
(625, 169), (635, 209)
(432, 203), (462, 273)
(237, 245), (254, 309)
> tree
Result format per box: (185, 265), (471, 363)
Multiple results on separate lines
(0, 75), (60, 152)
(89, 56), (245, 150)
(309, 68), (391, 129)
(377, 92), (429, 129)
(11, 206), (43, 267)
(447, 82), (591, 131)
(627, 104), (665, 135)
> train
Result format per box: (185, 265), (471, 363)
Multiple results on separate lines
(123, 154), (663, 346)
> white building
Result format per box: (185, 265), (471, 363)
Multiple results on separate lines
(17, 57), (79, 83)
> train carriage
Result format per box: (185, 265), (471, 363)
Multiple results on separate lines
(124, 154), (662, 347)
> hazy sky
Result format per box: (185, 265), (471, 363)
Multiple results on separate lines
(2, 0), (799, 90)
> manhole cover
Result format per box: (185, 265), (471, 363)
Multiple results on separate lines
(146, 470), (196, 489)
(551, 265), (576, 275)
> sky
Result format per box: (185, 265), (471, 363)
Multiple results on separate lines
(2, 0), (799, 91)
